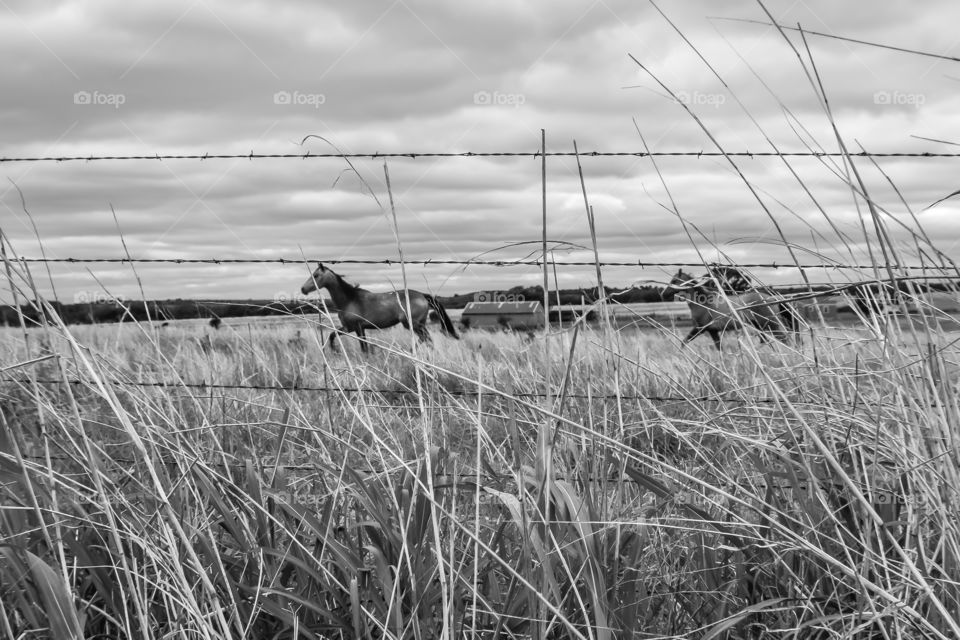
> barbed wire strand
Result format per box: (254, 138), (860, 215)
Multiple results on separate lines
(8, 257), (957, 270)
(2, 375), (773, 403)
(1, 376), (933, 410)
(9, 446), (861, 494)
(6, 449), (869, 495)
(2, 150), (960, 163)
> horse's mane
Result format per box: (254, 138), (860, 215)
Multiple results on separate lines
(333, 270), (362, 295)
(705, 264), (752, 293)
(320, 266), (362, 297)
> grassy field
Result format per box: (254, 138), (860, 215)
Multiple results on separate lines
(1, 292), (959, 639)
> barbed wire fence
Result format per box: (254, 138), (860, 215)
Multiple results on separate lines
(2, 145), (958, 406)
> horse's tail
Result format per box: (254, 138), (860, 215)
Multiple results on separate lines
(425, 295), (459, 339)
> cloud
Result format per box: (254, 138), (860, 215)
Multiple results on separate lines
(1, 0), (958, 301)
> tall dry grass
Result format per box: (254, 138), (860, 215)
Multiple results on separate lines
(0, 269), (958, 639)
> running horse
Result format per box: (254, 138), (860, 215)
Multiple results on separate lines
(664, 268), (800, 350)
(300, 263), (459, 352)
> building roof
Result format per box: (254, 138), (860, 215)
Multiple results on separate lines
(462, 301), (543, 315)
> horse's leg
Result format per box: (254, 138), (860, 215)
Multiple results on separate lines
(776, 326), (798, 346)
(356, 327), (368, 354)
(708, 329), (722, 351)
(773, 307), (793, 345)
(418, 304), (433, 342)
(785, 306), (801, 347)
(745, 312), (771, 344)
(414, 322), (431, 343)
(327, 330), (340, 352)
(760, 314), (788, 345)
(683, 325), (707, 344)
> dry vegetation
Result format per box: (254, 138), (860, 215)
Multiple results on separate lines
(0, 285), (958, 638)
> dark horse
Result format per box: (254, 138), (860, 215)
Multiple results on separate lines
(300, 263), (459, 352)
(665, 269), (800, 350)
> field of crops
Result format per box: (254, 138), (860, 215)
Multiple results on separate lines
(1, 289), (959, 639)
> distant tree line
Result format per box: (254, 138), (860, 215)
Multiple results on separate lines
(0, 286), (670, 327)
(2, 280), (955, 326)
(0, 299), (321, 327)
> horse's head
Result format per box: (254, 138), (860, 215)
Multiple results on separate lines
(300, 263), (336, 295)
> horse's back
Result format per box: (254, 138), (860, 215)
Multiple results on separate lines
(345, 289), (429, 329)
(681, 280), (798, 345)
(689, 290), (773, 329)
(686, 293), (738, 329)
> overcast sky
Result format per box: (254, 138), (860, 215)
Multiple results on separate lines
(1, 0), (958, 303)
